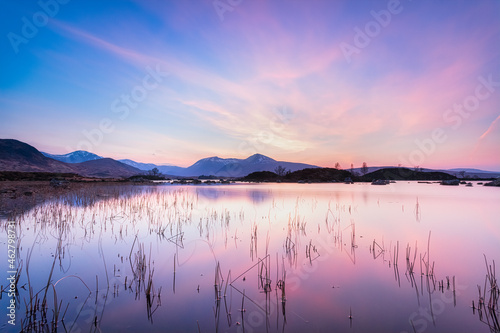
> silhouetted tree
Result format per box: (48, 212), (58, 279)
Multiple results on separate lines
(361, 162), (368, 175)
(274, 165), (289, 177)
(334, 162), (341, 170)
(149, 167), (161, 176)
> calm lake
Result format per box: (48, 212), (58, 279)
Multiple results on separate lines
(1, 182), (499, 333)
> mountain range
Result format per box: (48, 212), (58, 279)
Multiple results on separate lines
(2, 139), (499, 179)
(155, 154), (318, 177)
(40, 149), (500, 178)
(39, 147), (318, 177)
(1, 139), (141, 178)
(1, 139), (317, 178)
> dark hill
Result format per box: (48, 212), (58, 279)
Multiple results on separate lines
(241, 168), (351, 183)
(361, 167), (456, 181)
(284, 168), (351, 182)
(0, 139), (76, 173)
(242, 171), (280, 182)
(71, 158), (142, 178)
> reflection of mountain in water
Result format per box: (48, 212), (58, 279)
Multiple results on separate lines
(247, 189), (271, 203)
(2, 184), (278, 221)
(195, 187), (272, 204)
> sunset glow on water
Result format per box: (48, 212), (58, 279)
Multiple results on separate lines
(1, 182), (498, 332)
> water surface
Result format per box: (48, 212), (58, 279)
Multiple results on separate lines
(1, 182), (499, 332)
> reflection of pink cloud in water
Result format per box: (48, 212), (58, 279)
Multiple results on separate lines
(7, 183), (498, 332)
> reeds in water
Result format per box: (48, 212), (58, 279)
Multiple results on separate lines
(475, 256), (499, 331)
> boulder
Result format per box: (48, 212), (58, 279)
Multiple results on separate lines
(484, 178), (500, 187)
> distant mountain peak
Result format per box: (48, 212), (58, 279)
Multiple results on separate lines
(191, 156), (240, 167)
(42, 150), (103, 163)
(245, 153), (275, 163)
(192, 156), (218, 165)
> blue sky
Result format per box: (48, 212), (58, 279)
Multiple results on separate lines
(1, 0), (499, 169)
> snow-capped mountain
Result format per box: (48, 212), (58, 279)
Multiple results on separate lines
(215, 154), (317, 177)
(39, 149), (318, 177)
(160, 153), (318, 177)
(42, 150), (103, 163)
(243, 153), (275, 164)
(182, 156), (241, 176)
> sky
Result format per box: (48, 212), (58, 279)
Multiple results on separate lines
(1, 0), (499, 170)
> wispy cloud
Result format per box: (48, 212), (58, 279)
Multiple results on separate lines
(479, 114), (500, 141)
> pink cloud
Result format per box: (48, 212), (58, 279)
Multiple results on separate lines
(479, 114), (500, 141)
(44, 4), (499, 170)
